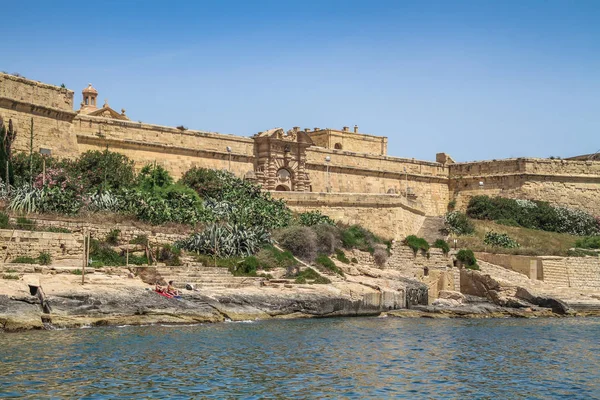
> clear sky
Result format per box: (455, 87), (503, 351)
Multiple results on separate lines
(3, 0), (599, 162)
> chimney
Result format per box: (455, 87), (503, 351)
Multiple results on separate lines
(304, 128), (310, 132)
(353, 125), (358, 133)
(314, 127), (320, 131)
(342, 126), (349, 132)
(293, 126), (300, 132)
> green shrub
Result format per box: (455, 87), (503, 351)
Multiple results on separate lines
(484, 231), (520, 248)
(467, 195), (600, 236)
(231, 256), (260, 276)
(575, 236), (600, 249)
(276, 225), (318, 261)
(255, 246), (297, 270)
(129, 235), (149, 245)
(11, 256), (38, 264)
(179, 167), (224, 198)
(15, 216), (36, 231)
(340, 224), (388, 253)
(294, 267), (330, 284)
(157, 244), (182, 266)
(38, 252), (52, 265)
(127, 254), (149, 265)
(448, 199), (456, 211)
(0, 212), (9, 229)
(70, 150), (136, 192)
(298, 211), (335, 227)
(335, 248), (350, 264)
(404, 235), (430, 255)
(495, 218), (520, 227)
(194, 254), (243, 269)
(89, 239), (124, 266)
(456, 249), (479, 270)
(71, 269), (83, 275)
(444, 211), (475, 235)
(106, 229), (121, 245)
(315, 255), (344, 276)
(433, 239), (450, 255)
(351, 257), (358, 264)
(137, 164), (174, 191)
(3, 274), (19, 280)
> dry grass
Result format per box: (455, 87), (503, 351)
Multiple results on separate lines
(456, 219), (578, 256)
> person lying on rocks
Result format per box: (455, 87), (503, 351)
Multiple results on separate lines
(155, 282), (166, 293)
(166, 280), (180, 296)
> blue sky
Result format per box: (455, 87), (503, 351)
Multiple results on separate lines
(3, 0), (599, 162)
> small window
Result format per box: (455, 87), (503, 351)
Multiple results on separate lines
(85, 97), (89, 105)
(334, 143), (342, 150)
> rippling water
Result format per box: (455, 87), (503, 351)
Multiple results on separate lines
(1, 317), (599, 398)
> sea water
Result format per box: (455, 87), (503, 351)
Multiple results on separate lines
(1, 317), (599, 398)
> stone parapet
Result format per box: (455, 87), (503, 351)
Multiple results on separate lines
(271, 192), (426, 239)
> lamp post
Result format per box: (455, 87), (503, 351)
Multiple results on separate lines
(404, 167), (408, 201)
(39, 148), (52, 186)
(226, 146), (232, 172)
(325, 156), (331, 192)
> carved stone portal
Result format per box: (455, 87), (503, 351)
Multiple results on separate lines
(253, 127), (313, 191)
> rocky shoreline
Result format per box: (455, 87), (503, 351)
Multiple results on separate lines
(2, 286), (599, 333)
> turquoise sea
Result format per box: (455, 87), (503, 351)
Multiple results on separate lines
(1, 317), (599, 399)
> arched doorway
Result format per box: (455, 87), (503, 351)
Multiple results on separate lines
(275, 185), (290, 191)
(334, 143), (343, 150)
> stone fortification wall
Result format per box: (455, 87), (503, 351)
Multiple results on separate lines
(271, 192), (427, 240)
(0, 73), (79, 158)
(3, 73), (600, 220)
(0, 73), (74, 112)
(305, 147), (450, 215)
(449, 158), (600, 216)
(74, 115), (256, 179)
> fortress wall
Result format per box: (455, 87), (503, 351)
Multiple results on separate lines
(308, 130), (388, 155)
(0, 73), (74, 112)
(0, 73), (79, 158)
(449, 158), (600, 216)
(74, 116), (256, 179)
(305, 147), (450, 215)
(271, 192), (427, 239)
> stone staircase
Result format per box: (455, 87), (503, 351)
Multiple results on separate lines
(416, 216), (447, 243)
(540, 260), (571, 288)
(156, 264), (264, 290)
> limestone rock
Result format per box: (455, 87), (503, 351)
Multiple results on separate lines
(438, 290), (465, 302)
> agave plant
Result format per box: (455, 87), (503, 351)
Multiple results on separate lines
(87, 191), (124, 212)
(9, 185), (45, 213)
(177, 223), (271, 257)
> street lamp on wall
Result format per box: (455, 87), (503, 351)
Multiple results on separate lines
(226, 146), (232, 172)
(325, 156), (331, 193)
(404, 167), (408, 201)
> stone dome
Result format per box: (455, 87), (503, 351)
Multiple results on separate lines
(82, 83), (98, 94)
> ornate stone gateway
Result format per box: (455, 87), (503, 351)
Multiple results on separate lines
(253, 127), (313, 191)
